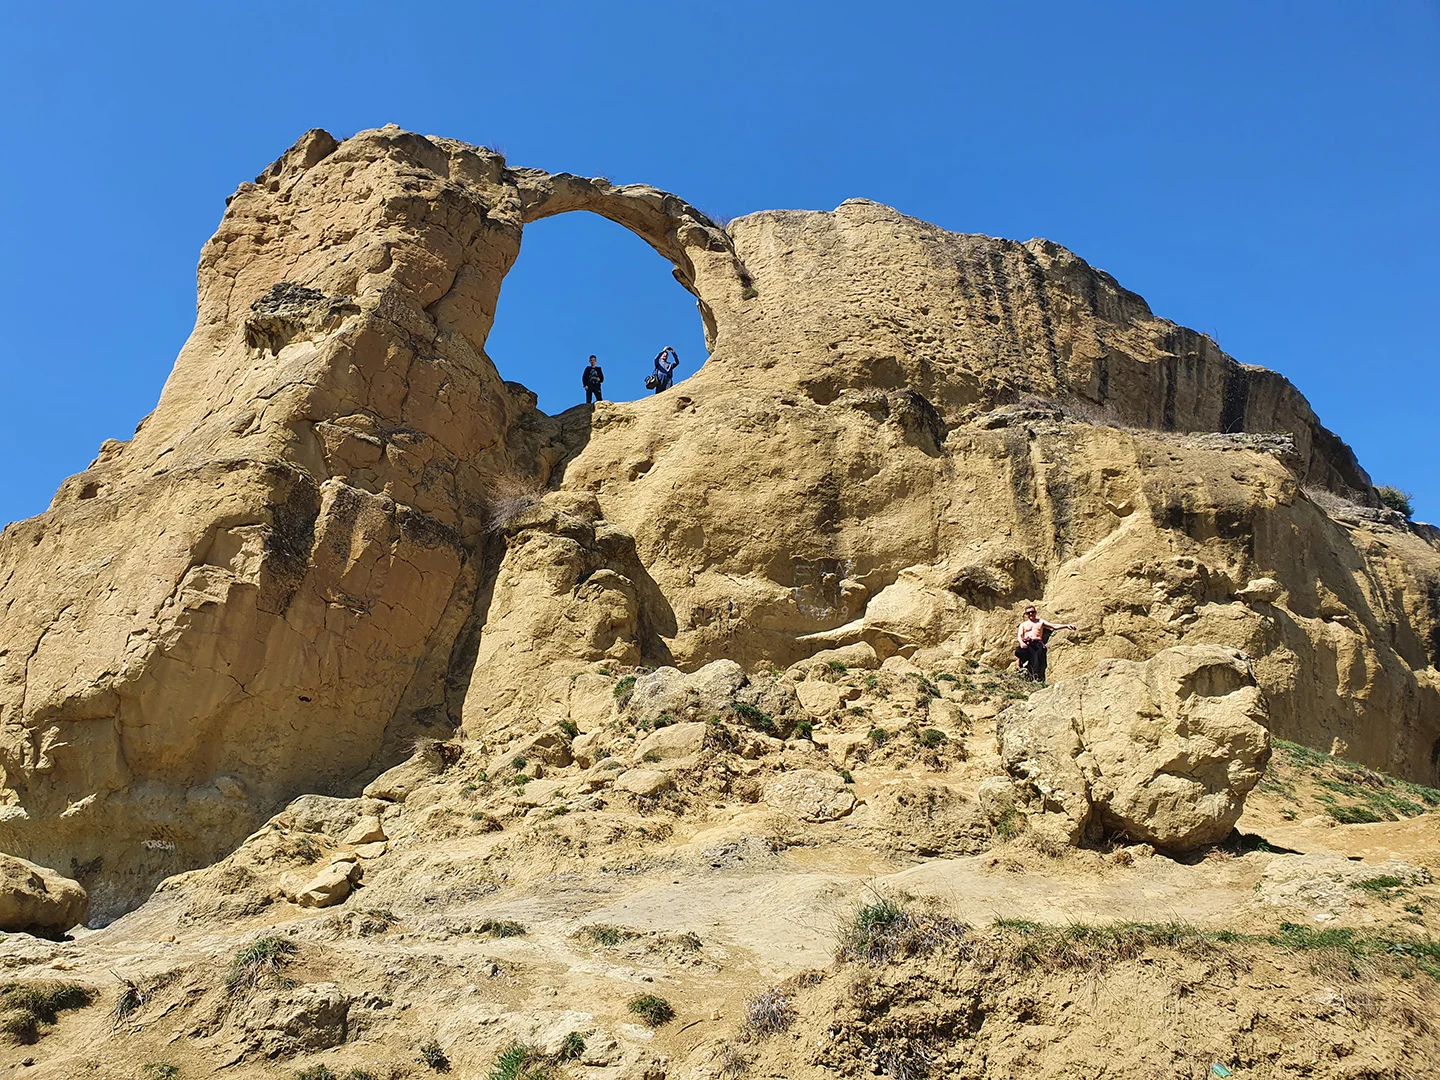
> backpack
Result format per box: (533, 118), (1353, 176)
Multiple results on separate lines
(643, 374), (660, 390)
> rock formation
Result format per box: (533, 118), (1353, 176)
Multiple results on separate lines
(0, 125), (1437, 916)
(993, 645), (1272, 851)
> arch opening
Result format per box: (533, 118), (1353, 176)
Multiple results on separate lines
(484, 211), (712, 416)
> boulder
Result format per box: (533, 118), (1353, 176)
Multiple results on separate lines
(569, 673), (617, 731)
(625, 661), (801, 736)
(786, 643), (881, 679)
(614, 769), (674, 797)
(794, 682), (857, 716)
(0, 854), (88, 935)
(571, 730), (608, 769)
(686, 659), (749, 702)
(996, 645), (1272, 852)
(628, 667), (692, 725)
(363, 745), (446, 801)
(1236, 577), (1283, 604)
(342, 815), (385, 846)
(287, 795), (379, 837)
(286, 855), (364, 908)
(763, 769), (856, 822)
(637, 722), (708, 766)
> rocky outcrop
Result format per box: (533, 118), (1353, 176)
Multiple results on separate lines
(994, 645), (1272, 850)
(0, 125), (1437, 916)
(0, 854), (88, 935)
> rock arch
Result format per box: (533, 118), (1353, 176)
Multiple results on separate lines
(509, 170), (744, 353)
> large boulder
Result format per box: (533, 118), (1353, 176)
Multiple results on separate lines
(996, 645), (1272, 852)
(0, 853), (88, 935)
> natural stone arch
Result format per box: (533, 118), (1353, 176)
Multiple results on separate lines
(509, 170), (745, 352)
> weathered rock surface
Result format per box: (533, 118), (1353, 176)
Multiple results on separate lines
(996, 645), (1272, 851)
(0, 853), (88, 934)
(238, 981), (351, 1056)
(0, 125), (1436, 916)
(763, 769), (856, 822)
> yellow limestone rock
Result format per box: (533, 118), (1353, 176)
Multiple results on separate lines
(341, 815), (385, 846)
(286, 852), (364, 908)
(0, 853), (88, 934)
(997, 645), (1272, 852)
(763, 769), (857, 822)
(614, 769), (674, 797)
(0, 125), (1436, 916)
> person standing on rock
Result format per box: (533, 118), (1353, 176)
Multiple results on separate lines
(649, 346), (679, 394)
(1015, 605), (1076, 683)
(583, 355), (604, 405)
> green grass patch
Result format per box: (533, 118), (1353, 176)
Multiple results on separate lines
(558, 1030), (589, 1061)
(613, 675), (637, 703)
(584, 923), (637, 947)
(627, 993), (675, 1025)
(733, 702), (778, 736)
(1271, 739), (1440, 823)
(836, 898), (965, 964)
(475, 918), (527, 938)
(487, 1043), (552, 1080)
(992, 918), (1227, 971)
(226, 936), (298, 995)
(1354, 875), (1409, 896)
(983, 917), (1440, 982)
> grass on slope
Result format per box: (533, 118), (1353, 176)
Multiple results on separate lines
(0, 982), (94, 1044)
(835, 897), (1440, 982)
(1258, 739), (1440, 824)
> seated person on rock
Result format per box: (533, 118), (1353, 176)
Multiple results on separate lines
(1015, 605), (1075, 682)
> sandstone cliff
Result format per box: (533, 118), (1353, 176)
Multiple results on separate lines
(1, 125), (1436, 915)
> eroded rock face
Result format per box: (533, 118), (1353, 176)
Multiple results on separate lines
(0, 124), (1437, 916)
(996, 645), (1273, 851)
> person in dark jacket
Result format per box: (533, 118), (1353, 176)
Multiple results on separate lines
(583, 355), (604, 404)
(651, 347), (679, 393)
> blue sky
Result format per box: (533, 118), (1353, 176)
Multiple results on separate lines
(1, 1), (1436, 525)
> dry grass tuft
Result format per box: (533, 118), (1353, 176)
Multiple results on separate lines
(835, 897), (966, 965)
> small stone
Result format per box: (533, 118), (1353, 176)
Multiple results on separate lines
(214, 774), (247, 799)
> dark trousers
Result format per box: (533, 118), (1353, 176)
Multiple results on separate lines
(586, 386), (603, 404)
(1016, 641), (1048, 681)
